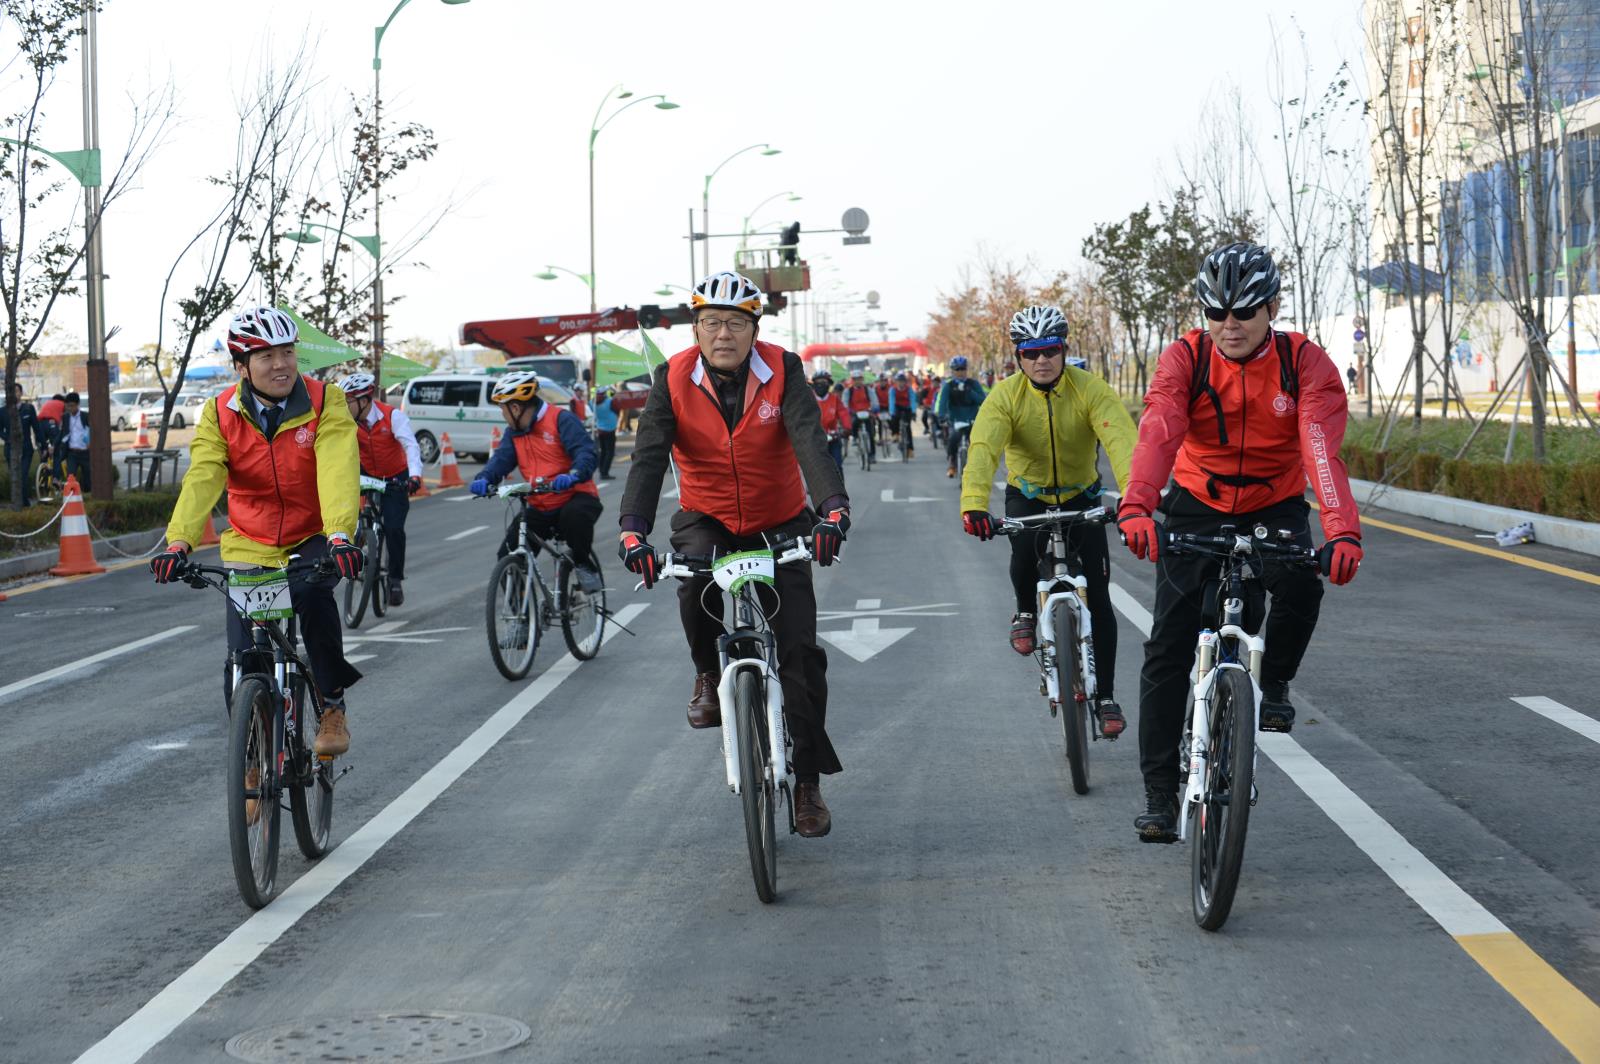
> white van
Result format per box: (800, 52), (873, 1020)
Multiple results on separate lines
(401, 373), (576, 464)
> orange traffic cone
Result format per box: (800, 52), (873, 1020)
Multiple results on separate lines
(134, 409), (151, 449)
(411, 466), (430, 498)
(437, 433), (465, 488)
(490, 426), (502, 452)
(50, 475), (106, 576)
(199, 509), (221, 546)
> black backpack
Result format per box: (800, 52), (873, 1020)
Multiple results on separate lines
(1179, 330), (1304, 447)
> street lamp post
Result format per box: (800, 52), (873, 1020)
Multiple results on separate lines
(371, 0), (471, 390)
(740, 191), (800, 249)
(282, 222), (381, 259)
(702, 144), (780, 275)
(536, 265), (595, 292)
(81, 2), (111, 498)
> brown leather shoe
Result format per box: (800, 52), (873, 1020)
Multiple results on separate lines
(793, 780), (832, 837)
(314, 706), (350, 758)
(687, 672), (721, 729)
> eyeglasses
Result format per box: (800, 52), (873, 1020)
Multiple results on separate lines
(696, 316), (752, 335)
(1015, 340), (1065, 361)
(1203, 304), (1266, 322)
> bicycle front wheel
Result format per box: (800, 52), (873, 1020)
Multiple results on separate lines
(369, 528), (388, 619)
(736, 670), (777, 903)
(227, 676), (281, 909)
(1052, 599), (1091, 795)
(858, 432), (870, 471)
(287, 675), (334, 860)
(486, 554), (538, 680)
(34, 461), (57, 504)
(343, 520), (375, 628)
(1192, 667), (1256, 931)
(560, 554), (606, 660)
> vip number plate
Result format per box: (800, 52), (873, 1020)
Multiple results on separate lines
(359, 475), (388, 492)
(711, 550), (776, 594)
(227, 569), (293, 622)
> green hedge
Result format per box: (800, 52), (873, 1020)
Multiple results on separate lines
(0, 488), (183, 557)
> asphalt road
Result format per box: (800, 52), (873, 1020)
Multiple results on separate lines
(2, 435), (1598, 1064)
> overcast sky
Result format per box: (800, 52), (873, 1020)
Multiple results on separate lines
(13, 0), (1359, 359)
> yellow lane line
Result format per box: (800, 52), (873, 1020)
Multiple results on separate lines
(1, 543), (222, 598)
(1457, 933), (1600, 1063)
(1358, 511), (1600, 588)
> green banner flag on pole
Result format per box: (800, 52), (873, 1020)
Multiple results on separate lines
(639, 329), (667, 369)
(277, 305), (365, 372)
(829, 359), (849, 379)
(380, 354), (433, 382)
(594, 339), (652, 388)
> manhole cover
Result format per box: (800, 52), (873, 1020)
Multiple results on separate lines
(225, 1012), (531, 1063)
(13, 606), (116, 617)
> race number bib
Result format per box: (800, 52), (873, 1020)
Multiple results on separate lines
(711, 550), (776, 594)
(359, 475), (388, 492)
(227, 569), (293, 621)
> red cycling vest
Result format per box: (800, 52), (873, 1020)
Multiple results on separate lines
(216, 378), (326, 548)
(815, 392), (850, 435)
(357, 400), (409, 479)
(844, 384), (873, 413)
(512, 402), (600, 512)
(667, 341), (807, 534)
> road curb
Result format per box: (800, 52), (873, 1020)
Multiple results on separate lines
(1352, 477), (1600, 558)
(0, 518), (230, 583)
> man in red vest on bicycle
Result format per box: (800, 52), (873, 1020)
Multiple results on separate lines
(469, 370), (603, 589)
(150, 307), (364, 758)
(811, 369), (852, 473)
(338, 372), (422, 606)
(1118, 243), (1364, 842)
(618, 271), (850, 838)
(840, 367), (877, 459)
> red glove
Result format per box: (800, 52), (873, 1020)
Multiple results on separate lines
(962, 511), (994, 541)
(619, 532), (659, 588)
(1118, 512), (1159, 563)
(1319, 536), (1363, 586)
(812, 508), (850, 566)
(328, 536), (364, 581)
(150, 545), (189, 584)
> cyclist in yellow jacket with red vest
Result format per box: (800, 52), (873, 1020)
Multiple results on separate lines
(618, 271), (851, 838)
(151, 307), (363, 758)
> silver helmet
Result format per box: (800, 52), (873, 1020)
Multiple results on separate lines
(1195, 242), (1280, 310)
(1008, 305), (1068, 344)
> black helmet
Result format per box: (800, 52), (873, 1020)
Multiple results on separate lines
(1196, 242), (1281, 311)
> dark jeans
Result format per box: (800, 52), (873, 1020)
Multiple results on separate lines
(668, 509), (842, 779)
(378, 482), (410, 580)
(826, 436), (844, 472)
(1138, 487), (1324, 794)
(224, 536), (362, 705)
(499, 492), (603, 566)
(596, 430), (617, 477)
(892, 410), (914, 450)
(65, 448), (90, 491)
(851, 415), (875, 457)
(946, 421), (972, 463)
(1004, 486), (1118, 699)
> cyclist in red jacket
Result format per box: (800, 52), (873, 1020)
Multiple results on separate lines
(1118, 242), (1363, 843)
(812, 370), (852, 472)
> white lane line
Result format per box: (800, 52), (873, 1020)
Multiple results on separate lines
(72, 602), (649, 1064)
(0, 626), (197, 703)
(1108, 580), (1508, 938)
(445, 525), (488, 542)
(1511, 696), (1600, 745)
(664, 485), (680, 499)
(347, 654), (376, 664)
(445, 494), (473, 502)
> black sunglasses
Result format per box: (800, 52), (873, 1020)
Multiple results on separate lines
(1204, 304), (1267, 322)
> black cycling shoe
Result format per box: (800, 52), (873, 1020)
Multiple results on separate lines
(1260, 680), (1295, 733)
(1096, 697), (1125, 740)
(1135, 789), (1178, 843)
(388, 580), (404, 606)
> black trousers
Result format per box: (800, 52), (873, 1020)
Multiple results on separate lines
(946, 422), (972, 463)
(378, 482), (411, 580)
(1138, 487), (1324, 794)
(65, 448), (90, 490)
(224, 536), (362, 704)
(596, 430), (616, 477)
(499, 492), (603, 565)
(669, 509), (841, 779)
(1004, 486), (1118, 699)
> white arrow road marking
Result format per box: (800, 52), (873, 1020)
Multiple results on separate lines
(1511, 696), (1600, 745)
(818, 615), (915, 663)
(445, 525), (488, 541)
(879, 488), (940, 503)
(816, 601), (958, 623)
(344, 619), (469, 648)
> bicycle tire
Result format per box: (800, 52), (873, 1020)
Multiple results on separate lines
(898, 429), (909, 462)
(227, 676), (281, 909)
(369, 528), (388, 619)
(287, 674), (334, 859)
(735, 670), (777, 903)
(34, 461), (57, 504)
(1053, 599), (1091, 795)
(1192, 667), (1256, 931)
(559, 554), (607, 660)
(343, 518), (375, 628)
(486, 553), (538, 680)
(858, 430), (870, 471)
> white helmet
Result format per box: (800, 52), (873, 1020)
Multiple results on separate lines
(490, 370), (543, 404)
(849, 367), (864, 379)
(692, 271), (763, 318)
(226, 306), (298, 358)
(1009, 305), (1068, 344)
(337, 372), (376, 399)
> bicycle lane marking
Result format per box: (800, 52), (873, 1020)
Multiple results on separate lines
(0, 626), (196, 702)
(1511, 696), (1600, 746)
(444, 525), (488, 541)
(1108, 581), (1600, 1064)
(71, 602), (650, 1064)
(1347, 508), (1600, 589)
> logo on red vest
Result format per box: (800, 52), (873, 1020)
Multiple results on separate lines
(1271, 393), (1296, 417)
(543, 431), (556, 444)
(295, 426), (315, 446)
(757, 400), (780, 422)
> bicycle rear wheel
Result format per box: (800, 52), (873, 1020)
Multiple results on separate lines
(486, 554), (538, 680)
(34, 461), (57, 504)
(287, 674), (334, 860)
(559, 554), (606, 660)
(736, 670), (777, 903)
(858, 431), (870, 471)
(1192, 667), (1256, 931)
(1052, 599), (1091, 794)
(227, 676), (281, 909)
(343, 518), (375, 628)
(369, 529), (388, 619)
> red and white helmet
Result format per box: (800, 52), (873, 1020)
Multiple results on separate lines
(226, 307), (298, 358)
(337, 372), (376, 399)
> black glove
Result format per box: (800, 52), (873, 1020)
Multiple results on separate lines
(962, 511), (995, 541)
(812, 508), (850, 566)
(329, 536), (364, 581)
(150, 544), (189, 584)
(619, 532), (659, 588)
(407, 475), (422, 496)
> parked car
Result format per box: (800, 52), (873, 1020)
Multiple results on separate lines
(108, 388), (165, 431)
(401, 372), (574, 464)
(138, 390), (207, 430)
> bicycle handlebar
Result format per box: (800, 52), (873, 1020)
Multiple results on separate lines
(649, 536), (815, 584)
(1165, 528), (1319, 566)
(991, 506), (1117, 535)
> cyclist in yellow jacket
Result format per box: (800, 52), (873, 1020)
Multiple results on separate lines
(151, 307), (363, 757)
(959, 305), (1137, 735)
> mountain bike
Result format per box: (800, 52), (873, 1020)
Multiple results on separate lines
(651, 535), (816, 904)
(895, 412), (911, 462)
(1166, 526), (1319, 931)
(481, 481), (609, 680)
(174, 558), (346, 909)
(994, 505), (1118, 794)
(929, 414), (948, 450)
(342, 475), (392, 628)
(951, 421), (973, 480)
(852, 416), (875, 471)
(34, 444), (61, 504)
